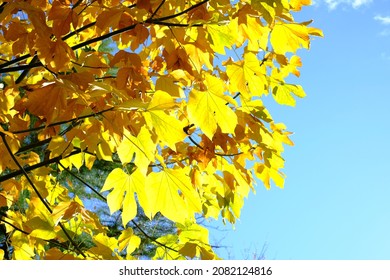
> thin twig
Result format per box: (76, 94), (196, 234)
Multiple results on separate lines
(0, 132), (87, 257)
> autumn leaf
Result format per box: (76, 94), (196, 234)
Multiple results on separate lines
(272, 83), (306, 106)
(118, 228), (141, 259)
(270, 22), (322, 54)
(207, 20), (238, 54)
(101, 168), (148, 226)
(187, 73), (238, 139)
(143, 90), (187, 150)
(117, 126), (156, 174)
(146, 167), (202, 224)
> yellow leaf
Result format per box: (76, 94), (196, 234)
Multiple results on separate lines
(14, 243), (35, 260)
(251, 0), (289, 24)
(51, 201), (82, 225)
(179, 223), (209, 244)
(45, 248), (75, 260)
(272, 83), (306, 106)
(48, 136), (72, 158)
(227, 52), (268, 99)
(188, 73), (237, 139)
(308, 26), (324, 37)
(243, 52), (268, 97)
(48, 1), (78, 36)
(27, 216), (57, 240)
(207, 20), (238, 54)
(0, 249), (4, 260)
(178, 223), (216, 259)
(153, 234), (184, 260)
(179, 242), (197, 258)
(271, 23), (310, 54)
(117, 126), (155, 174)
(101, 168), (148, 226)
(146, 168), (202, 224)
(118, 228), (141, 258)
(26, 81), (75, 124)
(290, 0), (312, 11)
(254, 154), (285, 189)
(89, 233), (119, 260)
(35, 38), (74, 72)
(144, 91), (187, 150)
(237, 14), (270, 51)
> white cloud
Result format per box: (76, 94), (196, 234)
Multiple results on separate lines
(351, 0), (372, 8)
(324, 0), (372, 10)
(374, 15), (390, 25)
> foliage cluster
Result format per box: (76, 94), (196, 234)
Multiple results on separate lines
(0, 0), (322, 259)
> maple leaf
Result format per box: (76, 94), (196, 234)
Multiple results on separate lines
(207, 20), (238, 54)
(226, 52), (268, 99)
(117, 126), (156, 174)
(143, 90), (187, 150)
(146, 167), (202, 224)
(118, 228), (141, 259)
(187, 73), (238, 139)
(101, 168), (148, 226)
(272, 83), (306, 106)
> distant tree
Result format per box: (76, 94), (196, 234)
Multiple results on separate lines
(0, 0), (322, 259)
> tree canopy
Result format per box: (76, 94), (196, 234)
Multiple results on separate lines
(0, 0), (322, 260)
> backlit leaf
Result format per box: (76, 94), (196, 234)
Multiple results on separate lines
(146, 168), (202, 224)
(101, 168), (148, 226)
(187, 73), (237, 139)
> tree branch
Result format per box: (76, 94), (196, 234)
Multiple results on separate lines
(0, 132), (87, 258)
(11, 107), (113, 134)
(0, 149), (83, 183)
(0, 0), (210, 74)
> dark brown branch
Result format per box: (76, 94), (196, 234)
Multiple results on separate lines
(0, 54), (30, 70)
(15, 56), (39, 84)
(0, 0), (210, 73)
(0, 132), (87, 257)
(225, 92), (241, 105)
(0, 218), (78, 252)
(131, 220), (179, 253)
(71, 61), (110, 69)
(1, 133), (53, 212)
(150, 0), (166, 19)
(0, 62), (42, 73)
(11, 107), (113, 134)
(146, 0), (209, 23)
(16, 138), (52, 154)
(151, 21), (203, 27)
(62, 22), (96, 41)
(58, 162), (106, 201)
(72, 0), (83, 9)
(0, 149), (83, 183)
(0, 218), (30, 235)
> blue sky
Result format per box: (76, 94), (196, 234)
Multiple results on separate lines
(211, 0), (390, 260)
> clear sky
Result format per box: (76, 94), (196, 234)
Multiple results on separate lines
(211, 0), (390, 260)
